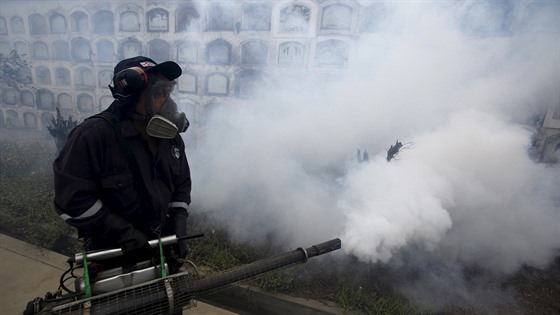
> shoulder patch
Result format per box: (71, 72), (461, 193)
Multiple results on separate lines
(172, 145), (181, 159)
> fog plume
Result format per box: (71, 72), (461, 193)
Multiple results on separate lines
(189, 2), (559, 308)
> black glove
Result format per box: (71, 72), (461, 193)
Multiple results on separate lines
(170, 208), (188, 260)
(98, 212), (153, 263)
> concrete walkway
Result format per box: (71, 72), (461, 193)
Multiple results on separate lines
(0, 234), (237, 315)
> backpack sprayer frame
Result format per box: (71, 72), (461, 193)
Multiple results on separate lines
(24, 236), (341, 315)
(25, 232), (204, 315)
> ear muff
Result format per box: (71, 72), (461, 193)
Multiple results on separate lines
(109, 67), (149, 102)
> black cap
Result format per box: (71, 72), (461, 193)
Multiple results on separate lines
(114, 56), (182, 81)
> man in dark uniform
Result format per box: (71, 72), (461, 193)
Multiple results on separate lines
(53, 56), (191, 268)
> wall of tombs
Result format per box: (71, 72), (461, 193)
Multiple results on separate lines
(0, 0), (558, 155)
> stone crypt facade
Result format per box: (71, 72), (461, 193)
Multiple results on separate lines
(0, 0), (558, 160)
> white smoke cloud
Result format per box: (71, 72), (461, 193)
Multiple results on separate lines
(340, 109), (559, 273)
(190, 1), (559, 282)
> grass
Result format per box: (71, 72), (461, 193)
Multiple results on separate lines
(332, 285), (422, 314)
(252, 268), (299, 292)
(0, 139), (75, 250)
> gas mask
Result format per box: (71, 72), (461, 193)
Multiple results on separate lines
(144, 80), (189, 139)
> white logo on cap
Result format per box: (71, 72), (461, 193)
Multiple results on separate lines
(140, 61), (156, 68)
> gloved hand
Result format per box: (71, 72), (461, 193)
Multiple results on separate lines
(170, 208), (188, 260)
(98, 212), (153, 264)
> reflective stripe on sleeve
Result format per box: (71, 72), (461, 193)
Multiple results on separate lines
(59, 199), (103, 221)
(169, 201), (188, 211)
